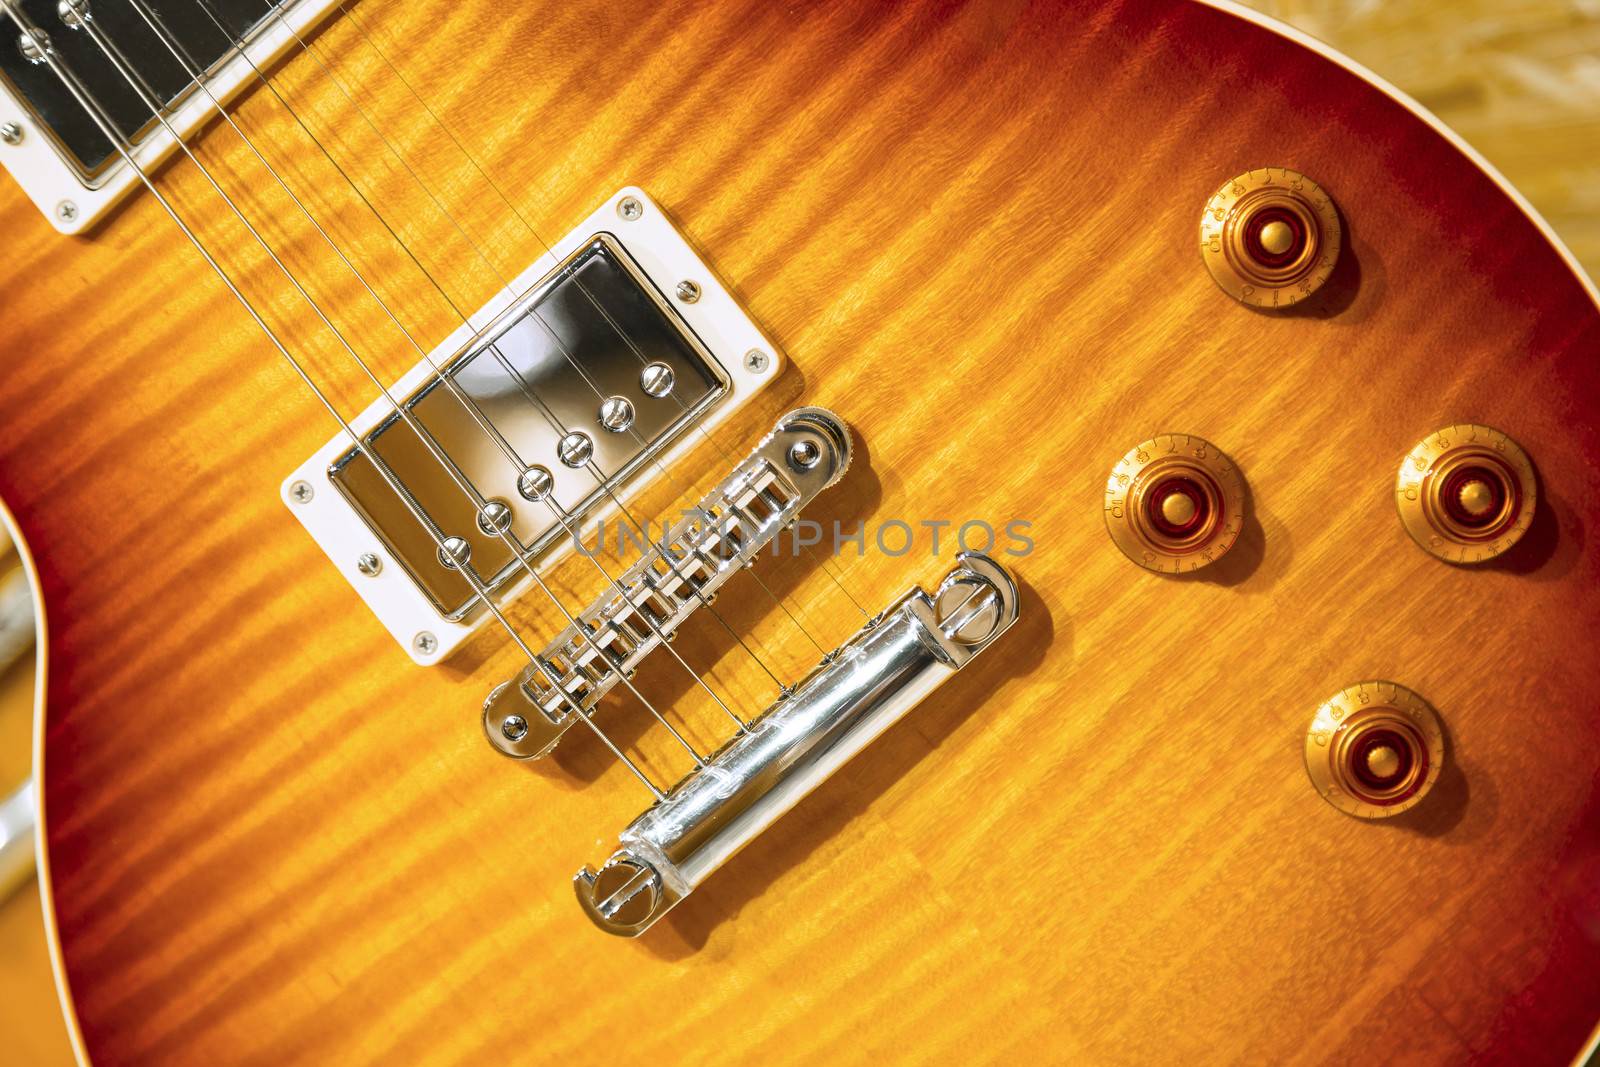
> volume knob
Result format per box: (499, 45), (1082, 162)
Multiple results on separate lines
(1396, 424), (1537, 565)
(1200, 167), (1342, 308)
(1104, 434), (1245, 574)
(1304, 682), (1444, 819)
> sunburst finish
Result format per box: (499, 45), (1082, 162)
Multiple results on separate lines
(1, 1), (1598, 1063)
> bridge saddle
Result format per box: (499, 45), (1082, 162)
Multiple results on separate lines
(483, 407), (852, 759)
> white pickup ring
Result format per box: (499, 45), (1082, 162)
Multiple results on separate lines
(282, 187), (783, 665)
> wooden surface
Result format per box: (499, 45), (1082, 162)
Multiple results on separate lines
(1243, 0), (1600, 282)
(0, 0), (1598, 1063)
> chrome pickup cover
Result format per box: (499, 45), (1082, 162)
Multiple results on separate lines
(483, 408), (851, 759)
(283, 189), (783, 665)
(327, 234), (729, 621)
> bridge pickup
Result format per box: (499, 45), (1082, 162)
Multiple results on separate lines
(482, 407), (852, 759)
(571, 553), (1019, 937)
(283, 189), (783, 664)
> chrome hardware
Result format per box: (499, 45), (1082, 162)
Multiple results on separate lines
(573, 553), (1020, 936)
(675, 280), (702, 303)
(17, 30), (50, 65)
(412, 632), (438, 656)
(639, 363), (674, 398)
(483, 407), (852, 759)
(743, 349), (771, 374)
(285, 188), (786, 664)
(437, 536), (472, 570)
(477, 500), (514, 535)
(557, 430), (596, 468)
(598, 396), (635, 433)
(0, 121), (20, 145)
(356, 553), (382, 577)
(56, 0), (90, 30)
(323, 235), (731, 620)
(516, 465), (554, 502)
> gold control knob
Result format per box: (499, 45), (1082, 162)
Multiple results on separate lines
(1305, 682), (1444, 819)
(1396, 424), (1537, 565)
(1200, 167), (1342, 308)
(1104, 434), (1245, 574)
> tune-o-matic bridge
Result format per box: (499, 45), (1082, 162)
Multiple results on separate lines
(572, 553), (1019, 936)
(483, 407), (852, 759)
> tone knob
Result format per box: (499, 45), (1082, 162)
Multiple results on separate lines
(1200, 167), (1342, 308)
(1104, 434), (1245, 574)
(1304, 682), (1443, 819)
(1396, 424), (1537, 565)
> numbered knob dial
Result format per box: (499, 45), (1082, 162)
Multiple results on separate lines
(1396, 424), (1537, 565)
(1200, 167), (1342, 308)
(1104, 434), (1244, 574)
(1305, 682), (1444, 819)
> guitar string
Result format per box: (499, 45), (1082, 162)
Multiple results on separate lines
(85, 5), (713, 770)
(329, 0), (868, 642)
(267, 0), (825, 669)
(164, 0), (756, 732)
(0, 5), (666, 797)
(73, 8), (713, 777)
(249, 0), (809, 683)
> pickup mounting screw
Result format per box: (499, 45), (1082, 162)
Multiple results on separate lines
(675, 280), (701, 304)
(639, 362), (674, 398)
(288, 479), (314, 504)
(518, 464), (555, 501)
(437, 536), (472, 569)
(743, 349), (770, 374)
(0, 122), (21, 146)
(599, 396), (635, 433)
(617, 196), (643, 221)
(55, 200), (78, 223)
(356, 552), (382, 577)
(558, 430), (594, 468)
(501, 715), (529, 742)
(413, 632), (438, 656)
(477, 499), (513, 535)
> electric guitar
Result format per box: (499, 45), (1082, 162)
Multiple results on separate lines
(1, 0), (1597, 1063)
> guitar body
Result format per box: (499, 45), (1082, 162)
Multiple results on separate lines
(2, 0), (1598, 1062)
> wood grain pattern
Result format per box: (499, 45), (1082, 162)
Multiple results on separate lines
(0, 1), (1597, 1063)
(1243, 0), (1600, 281)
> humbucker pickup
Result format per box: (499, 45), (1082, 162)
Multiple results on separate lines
(283, 189), (784, 664)
(483, 407), (852, 759)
